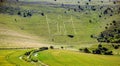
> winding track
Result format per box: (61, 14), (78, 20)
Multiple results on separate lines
(0, 49), (33, 66)
(2, 48), (48, 66)
(5, 51), (19, 66)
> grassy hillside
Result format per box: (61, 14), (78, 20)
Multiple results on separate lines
(0, 0), (120, 66)
(97, 20), (120, 43)
(0, 0), (120, 48)
(0, 49), (39, 66)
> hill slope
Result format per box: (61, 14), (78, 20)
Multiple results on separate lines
(97, 20), (120, 43)
(0, 0), (120, 48)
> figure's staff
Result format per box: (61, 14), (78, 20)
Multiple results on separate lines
(71, 15), (77, 35)
(46, 15), (51, 39)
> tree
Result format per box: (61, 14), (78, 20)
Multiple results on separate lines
(50, 46), (54, 49)
(114, 45), (119, 49)
(102, 47), (108, 51)
(99, 15), (101, 18)
(31, 58), (38, 62)
(16, 0), (19, 2)
(112, 20), (116, 24)
(0, 0), (3, 2)
(17, 11), (21, 16)
(89, 20), (92, 23)
(79, 48), (83, 51)
(86, 3), (89, 5)
(27, 12), (32, 16)
(83, 48), (91, 53)
(24, 51), (31, 56)
(104, 51), (113, 55)
(93, 49), (101, 54)
(39, 47), (48, 51)
(88, 0), (91, 2)
(113, 1), (116, 4)
(41, 13), (44, 16)
(23, 13), (27, 17)
(98, 44), (102, 48)
(67, 35), (74, 38)
(61, 46), (64, 49)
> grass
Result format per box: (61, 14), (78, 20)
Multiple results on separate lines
(0, 48), (120, 66)
(0, 50), (14, 66)
(0, 1), (120, 66)
(20, 0), (117, 5)
(0, 49), (38, 66)
(37, 49), (120, 66)
(0, 2), (119, 47)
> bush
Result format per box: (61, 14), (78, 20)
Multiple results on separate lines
(92, 44), (113, 55)
(24, 51), (31, 56)
(27, 12), (32, 16)
(17, 11), (21, 15)
(90, 35), (93, 38)
(41, 13), (44, 16)
(114, 45), (119, 49)
(104, 51), (113, 55)
(102, 47), (108, 51)
(98, 44), (102, 48)
(79, 48), (83, 51)
(67, 35), (74, 38)
(61, 46), (64, 49)
(83, 48), (91, 53)
(50, 46), (54, 49)
(31, 58), (38, 62)
(39, 47), (48, 51)
(22, 56), (31, 62)
(93, 49), (101, 54)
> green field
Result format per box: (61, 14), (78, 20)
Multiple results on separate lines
(0, 50), (14, 66)
(0, 49), (39, 66)
(37, 49), (120, 66)
(0, 49), (120, 66)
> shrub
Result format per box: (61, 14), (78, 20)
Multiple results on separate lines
(23, 13), (27, 17)
(89, 20), (92, 23)
(90, 35), (93, 38)
(102, 47), (108, 51)
(31, 58), (38, 62)
(41, 13), (44, 16)
(22, 56), (31, 62)
(98, 44), (102, 48)
(17, 11), (21, 16)
(104, 51), (113, 55)
(24, 51), (31, 56)
(27, 12), (32, 16)
(79, 48), (83, 51)
(83, 48), (91, 53)
(67, 35), (74, 38)
(93, 49), (101, 54)
(92, 44), (113, 55)
(61, 46), (64, 49)
(50, 46), (54, 49)
(39, 47), (48, 51)
(114, 45), (119, 49)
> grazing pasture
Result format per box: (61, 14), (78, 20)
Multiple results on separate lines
(37, 49), (120, 66)
(0, 49), (38, 66)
